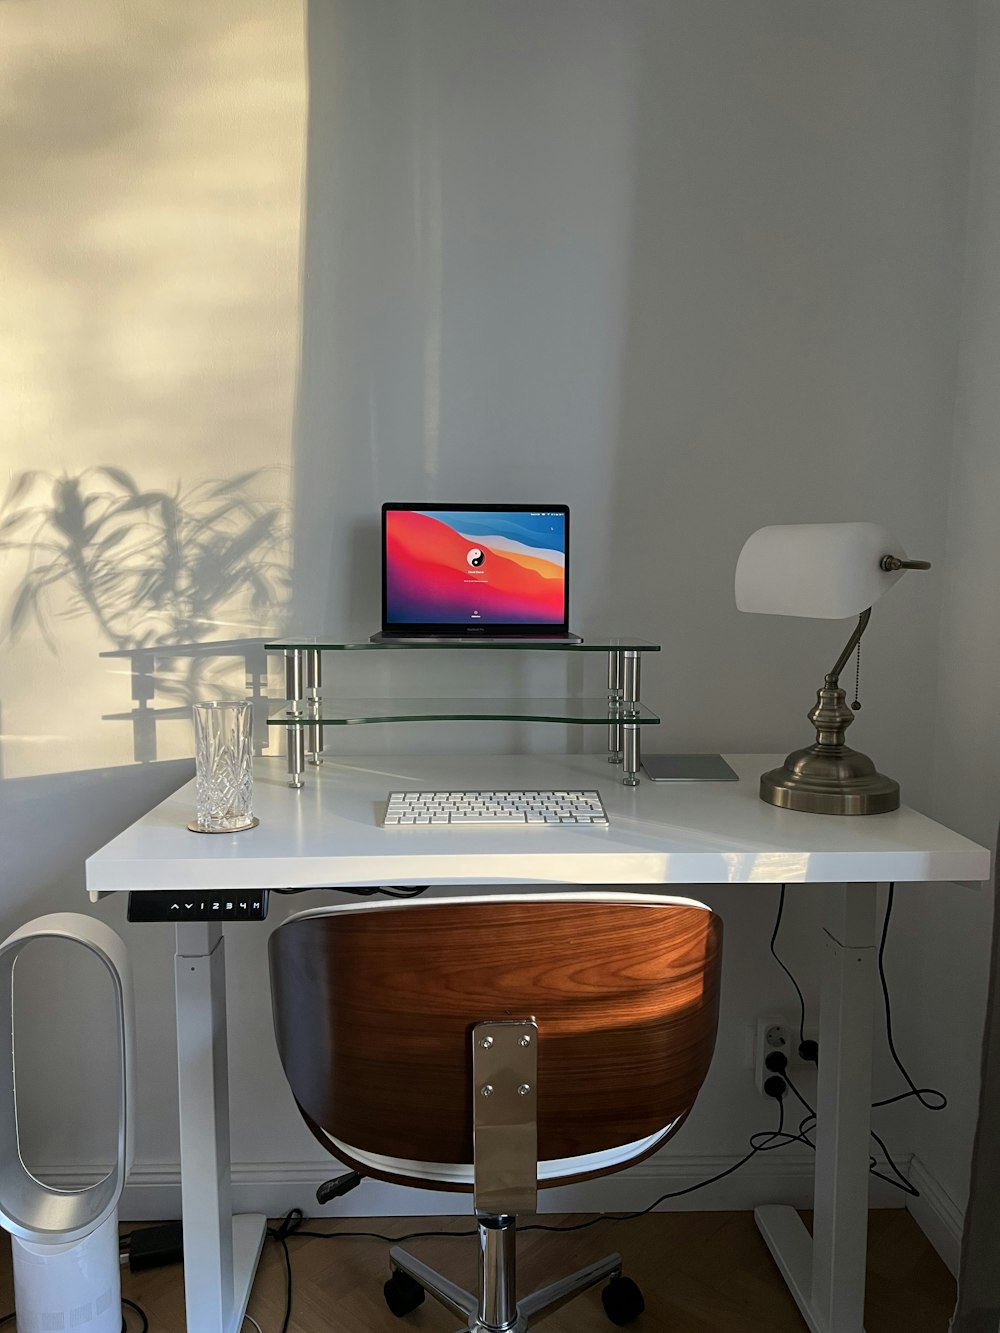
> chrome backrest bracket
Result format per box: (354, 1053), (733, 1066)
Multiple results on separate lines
(471, 1019), (538, 1215)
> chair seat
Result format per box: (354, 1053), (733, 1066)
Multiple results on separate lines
(322, 1117), (682, 1187)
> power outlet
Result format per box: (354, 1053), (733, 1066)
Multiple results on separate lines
(754, 1016), (791, 1095)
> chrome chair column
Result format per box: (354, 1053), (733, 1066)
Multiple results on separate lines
(477, 1214), (518, 1331)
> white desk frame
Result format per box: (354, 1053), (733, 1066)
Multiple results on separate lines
(86, 753), (990, 1333)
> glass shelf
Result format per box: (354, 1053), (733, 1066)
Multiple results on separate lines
(265, 635), (659, 652)
(266, 633), (658, 784)
(267, 698), (660, 727)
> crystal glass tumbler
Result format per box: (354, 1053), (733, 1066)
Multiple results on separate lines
(189, 700), (258, 833)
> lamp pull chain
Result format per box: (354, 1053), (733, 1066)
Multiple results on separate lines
(852, 640), (862, 711)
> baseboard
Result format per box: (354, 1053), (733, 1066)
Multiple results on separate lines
(906, 1154), (964, 1278)
(22, 1150), (906, 1221)
(37, 1155), (963, 1272)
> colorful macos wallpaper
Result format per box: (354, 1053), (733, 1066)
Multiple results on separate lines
(385, 509), (567, 625)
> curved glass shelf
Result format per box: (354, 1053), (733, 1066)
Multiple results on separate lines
(265, 635), (659, 652)
(268, 698), (660, 727)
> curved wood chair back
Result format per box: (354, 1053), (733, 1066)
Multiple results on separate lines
(269, 895), (722, 1188)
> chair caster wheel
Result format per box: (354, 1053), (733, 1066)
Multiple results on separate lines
(384, 1267), (426, 1317)
(602, 1274), (645, 1325)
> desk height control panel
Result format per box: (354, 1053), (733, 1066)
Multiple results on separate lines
(127, 890), (270, 923)
(264, 635), (662, 790)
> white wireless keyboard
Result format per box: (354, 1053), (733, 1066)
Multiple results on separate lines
(383, 789), (610, 827)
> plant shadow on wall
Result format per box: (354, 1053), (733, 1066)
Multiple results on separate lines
(0, 467), (291, 745)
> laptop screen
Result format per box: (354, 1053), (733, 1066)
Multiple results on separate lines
(382, 504), (569, 634)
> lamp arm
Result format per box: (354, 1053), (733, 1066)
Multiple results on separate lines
(827, 607), (871, 685)
(880, 555), (931, 572)
(824, 555), (931, 680)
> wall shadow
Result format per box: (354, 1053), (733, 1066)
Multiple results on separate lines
(0, 465), (290, 770)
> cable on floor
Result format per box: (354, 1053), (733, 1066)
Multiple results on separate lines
(279, 1090), (793, 1255)
(122, 1297), (150, 1332)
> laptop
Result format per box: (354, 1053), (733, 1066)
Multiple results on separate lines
(372, 503), (581, 642)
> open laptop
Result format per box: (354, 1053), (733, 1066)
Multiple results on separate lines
(372, 503), (581, 642)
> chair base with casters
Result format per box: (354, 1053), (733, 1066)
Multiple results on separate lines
(268, 894), (723, 1333)
(384, 1212), (644, 1331)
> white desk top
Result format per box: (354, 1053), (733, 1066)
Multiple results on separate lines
(85, 754), (990, 894)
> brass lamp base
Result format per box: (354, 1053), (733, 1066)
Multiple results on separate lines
(763, 660), (900, 815)
(760, 744), (899, 815)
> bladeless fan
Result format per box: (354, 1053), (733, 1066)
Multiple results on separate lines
(0, 914), (134, 1332)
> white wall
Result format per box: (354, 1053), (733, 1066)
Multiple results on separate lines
(294, 0), (970, 790)
(0, 0), (984, 1227)
(0, 1), (302, 781)
(281, 0), (974, 1210)
(899, 0), (1000, 1264)
(0, 0), (304, 1179)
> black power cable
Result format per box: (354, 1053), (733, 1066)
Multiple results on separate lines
(522, 1091), (794, 1233)
(272, 885), (430, 899)
(768, 881), (947, 1197)
(873, 883), (946, 1112)
(266, 1211), (301, 1333)
(122, 1297), (150, 1332)
(769, 883), (808, 1051)
(781, 1068), (918, 1196)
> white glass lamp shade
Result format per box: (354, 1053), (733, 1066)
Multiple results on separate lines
(735, 522), (906, 620)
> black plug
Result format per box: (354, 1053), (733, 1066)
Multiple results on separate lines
(764, 1050), (788, 1075)
(799, 1039), (819, 1065)
(316, 1172), (363, 1206)
(119, 1221), (184, 1272)
(763, 1073), (787, 1100)
(761, 1051), (788, 1099)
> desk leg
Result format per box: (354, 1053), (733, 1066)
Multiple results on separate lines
(176, 923), (266, 1333)
(756, 882), (877, 1333)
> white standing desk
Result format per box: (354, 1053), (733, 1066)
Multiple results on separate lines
(86, 752), (990, 1333)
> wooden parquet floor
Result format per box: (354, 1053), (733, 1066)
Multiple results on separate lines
(0, 1210), (956, 1332)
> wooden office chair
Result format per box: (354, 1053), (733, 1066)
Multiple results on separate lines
(268, 891), (723, 1331)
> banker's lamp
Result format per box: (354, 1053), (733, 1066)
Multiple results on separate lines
(735, 522), (930, 815)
